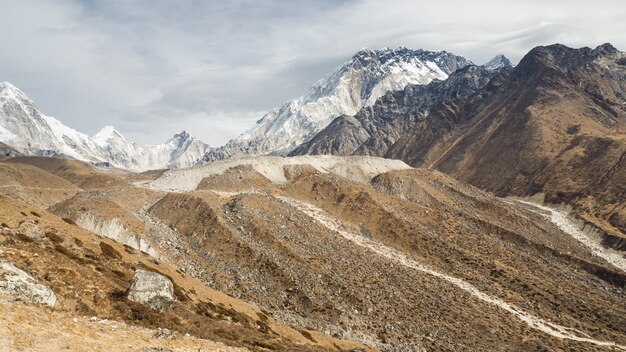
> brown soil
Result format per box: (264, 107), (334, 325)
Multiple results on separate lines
(2, 153), (624, 351)
(0, 295), (248, 352)
(0, 194), (372, 352)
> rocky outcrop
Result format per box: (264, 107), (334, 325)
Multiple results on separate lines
(578, 220), (626, 252)
(1, 220), (45, 241)
(602, 233), (626, 251)
(153, 328), (176, 340)
(127, 269), (175, 310)
(0, 141), (21, 157)
(17, 220), (45, 241)
(77, 214), (159, 258)
(0, 262), (56, 306)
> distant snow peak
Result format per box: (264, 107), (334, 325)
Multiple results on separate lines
(0, 82), (212, 171)
(92, 125), (125, 145)
(171, 130), (192, 143)
(0, 81), (24, 98)
(174, 130), (190, 139)
(483, 54), (514, 70)
(210, 47), (473, 162)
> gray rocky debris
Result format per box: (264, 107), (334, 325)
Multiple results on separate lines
(153, 327), (176, 340)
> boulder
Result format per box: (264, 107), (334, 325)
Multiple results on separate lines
(18, 220), (45, 241)
(127, 269), (175, 310)
(153, 327), (176, 340)
(0, 262), (56, 306)
(0, 220), (45, 241)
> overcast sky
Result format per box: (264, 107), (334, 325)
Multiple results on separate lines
(1, 0), (625, 145)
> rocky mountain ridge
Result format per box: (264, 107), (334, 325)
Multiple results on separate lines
(202, 47), (474, 162)
(287, 43), (625, 239)
(289, 65), (500, 156)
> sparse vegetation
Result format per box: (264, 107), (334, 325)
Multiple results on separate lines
(62, 217), (76, 225)
(45, 231), (64, 243)
(99, 242), (122, 259)
(299, 329), (317, 343)
(0, 128), (624, 352)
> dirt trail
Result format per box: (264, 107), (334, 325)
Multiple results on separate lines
(277, 196), (626, 351)
(515, 200), (626, 273)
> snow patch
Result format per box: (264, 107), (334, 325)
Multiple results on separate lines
(515, 200), (626, 273)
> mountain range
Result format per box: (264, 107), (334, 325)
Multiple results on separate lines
(288, 43), (626, 238)
(1, 42), (626, 351)
(203, 47), (475, 161)
(2, 43), (624, 238)
(0, 81), (211, 171)
(1, 47), (495, 169)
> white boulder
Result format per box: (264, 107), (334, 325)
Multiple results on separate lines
(127, 269), (175, 310)
(0, 262), (56, 306)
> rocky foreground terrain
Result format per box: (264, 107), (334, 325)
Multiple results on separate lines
(0, 156), (374, 351)
(0, 154), (624, 351)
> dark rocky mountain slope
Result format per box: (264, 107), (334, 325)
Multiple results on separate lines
(292, 43), (626, 239)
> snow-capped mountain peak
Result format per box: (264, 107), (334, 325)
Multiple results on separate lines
(0, 81), (31, 103)
(0, 82), (212, 171)
(92, 125), (126, 146)
(206, 47), (473, 162)
(483, 54), (514, 70)
(170, 130), (192, 143)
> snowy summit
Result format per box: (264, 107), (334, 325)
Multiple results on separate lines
(0, 82), (212, 171)
(204, 47), (473, 162)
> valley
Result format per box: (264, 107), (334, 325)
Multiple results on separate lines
(1, 154), (624, 351)
(1, 41), (625, 351)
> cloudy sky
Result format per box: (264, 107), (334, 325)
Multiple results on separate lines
(1, 0), (625, 145)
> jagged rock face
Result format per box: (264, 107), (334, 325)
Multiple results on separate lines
(289, 65), (498, 157)
(202, 47), (473, 162)
(0, 82), (212, 171)
(0, 262), (56, 306)
(384, 43), (626, 235)
(288, 43), (626, 237)
(127, 269), (175, 311)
